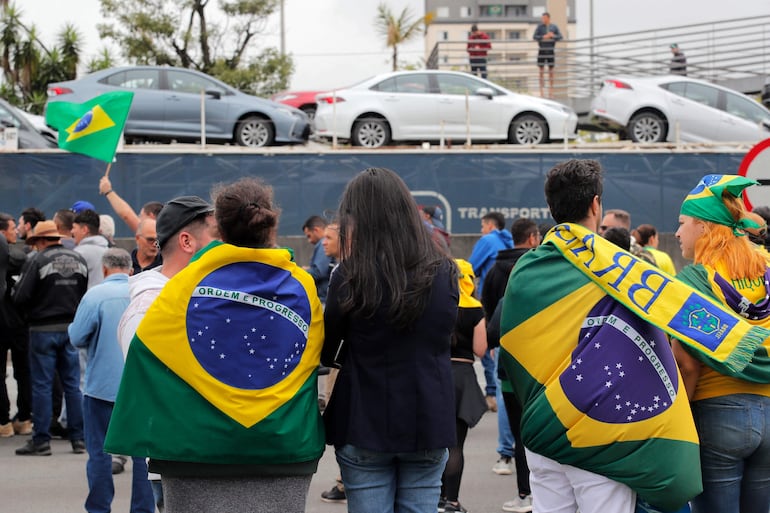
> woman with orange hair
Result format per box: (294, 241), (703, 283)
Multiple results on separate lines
(673, 174), (770, 513)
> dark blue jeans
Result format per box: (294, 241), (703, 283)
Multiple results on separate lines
(83, 396), (154, 513)
(691, 394), (770, 513)
(336, 444), (448, 513)
(28, 330), (83, 444)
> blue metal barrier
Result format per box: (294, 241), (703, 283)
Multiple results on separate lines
(0, 150), (746, 238)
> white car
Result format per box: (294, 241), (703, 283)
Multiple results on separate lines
(314, 70), (577, 148)
(590, 75), (770, 143)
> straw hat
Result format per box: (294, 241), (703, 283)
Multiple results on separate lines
(25, 220), (63, 245)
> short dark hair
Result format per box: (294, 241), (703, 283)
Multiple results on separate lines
(0, 212), (13, 232)
(73, 209), (100, 235)
(603, 227), (631, 251)
(54, 209), (75, 232)
(544, 159), (603, 224)
(302, 215), (327, 231)
(511, 218), (538, 245)
(543, 11), (550, 17)
(471, 24), (478, 32)
(141, 201), (164, 218)
(538, 222), (554, 240)
(482, 212), (506, 230)
(20, 207), (45, 229)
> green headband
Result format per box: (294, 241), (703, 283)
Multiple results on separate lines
(680, 174), (761, 236)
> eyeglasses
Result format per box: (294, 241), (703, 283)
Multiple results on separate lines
(141, 236), (158, 244)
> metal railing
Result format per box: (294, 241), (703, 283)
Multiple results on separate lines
(427, 15), (770, 107)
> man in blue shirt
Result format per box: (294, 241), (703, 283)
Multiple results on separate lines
(68, 248), (154, 513)
(302, 215), (332, 303)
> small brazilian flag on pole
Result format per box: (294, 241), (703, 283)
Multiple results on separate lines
(45, 91), (134, 163)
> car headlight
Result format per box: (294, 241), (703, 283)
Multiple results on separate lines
(542, 102), (574, 116)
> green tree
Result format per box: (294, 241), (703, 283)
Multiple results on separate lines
(97, 0), (293, 96)
(0, 3), (85, 112)
(374, 3), (433, 72)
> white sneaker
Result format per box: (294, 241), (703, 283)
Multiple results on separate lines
(502, 495), (532, 512)
(492, 457), (513, 475)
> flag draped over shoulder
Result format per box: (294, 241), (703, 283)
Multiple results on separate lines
(676, 263), (770, 382)
(499, 224), (706, 511)
(104, 241), (325, 466)
(45, 91), (133, 163)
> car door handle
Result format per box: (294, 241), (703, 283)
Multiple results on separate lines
(383, 96), (399, 102)
(439, 99), (454, 104)
(166, 95), (182, 101)
(671, 98), (685, 106)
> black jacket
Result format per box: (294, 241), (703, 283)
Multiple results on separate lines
(12, 244), (88, 326)
(481, 247), (532, 322)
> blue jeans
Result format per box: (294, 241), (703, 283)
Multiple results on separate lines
(28, 330), (83, 444)
(495, 351), (514, 459)
(336, 444), (448, 513)
(83, 396), (154, 513)
(690, 394), (770, 513)
(481, 349), (496, 396)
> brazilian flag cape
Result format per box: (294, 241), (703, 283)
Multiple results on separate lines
(499, 224), (770, 511)
(104, 241), (325, 466)
(676, 263), (770, 382)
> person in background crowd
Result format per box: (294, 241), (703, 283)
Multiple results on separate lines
(322, 167), (459, 513)
(131, 218), (162, 275)
(421, 205), (451, 251)
(440, 259), (487, 513)
(481, 218), (540, 513)
(669, 43), (687, 76)
(68, 248), (154, 513)
(533, 12), (563, 97)
(13, 220), (88, 456)
(99, 175), (162, 233)
(99, 214), (116, 247)
(673, 174), (770, 513)
(53, 209), (77, 249)
(467, 24), (491, 79)
(633, 224), (677, 275)
(302, 215), (333, 303)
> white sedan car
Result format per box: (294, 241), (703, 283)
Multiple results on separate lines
(314, 70), (577, 148)
(590, 75), (770, 143)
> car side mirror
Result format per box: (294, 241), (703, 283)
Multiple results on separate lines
(475, 87), (495, 99)
(205, 90), (222, 100)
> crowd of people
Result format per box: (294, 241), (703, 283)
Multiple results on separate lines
(2, 160), (770, 513)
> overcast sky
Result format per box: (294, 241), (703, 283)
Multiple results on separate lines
(19, 0), (770, 91)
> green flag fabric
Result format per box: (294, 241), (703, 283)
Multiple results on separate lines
(104, 242), (325, 467)
(45, 91), (133, 163)
(500, 230), (702, 511)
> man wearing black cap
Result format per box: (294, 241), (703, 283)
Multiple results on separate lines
(12, 220), (88, 456)
(118, 195), (216, 356)
(115, 195), (216, 510)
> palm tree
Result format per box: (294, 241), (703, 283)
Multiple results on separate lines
(374, 3), (433, 72)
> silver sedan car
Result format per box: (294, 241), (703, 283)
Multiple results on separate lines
(47, 66), (310, 147)
(590, 75), (770, 143)
(314, 70), (577, 148)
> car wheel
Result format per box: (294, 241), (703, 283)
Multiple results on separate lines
(509, 115), (548, 144)
(352, 117), (390, 148)
(236, 116), (274, 147)
(628, 112), (666, 143)
(300, 105), (316, 121)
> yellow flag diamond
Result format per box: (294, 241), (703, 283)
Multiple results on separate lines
(65, 105), (116, 143)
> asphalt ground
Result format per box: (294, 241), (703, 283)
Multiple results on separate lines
(1, 361), (518, 513)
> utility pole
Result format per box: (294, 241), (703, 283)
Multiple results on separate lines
(280, 0), (286, 56)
